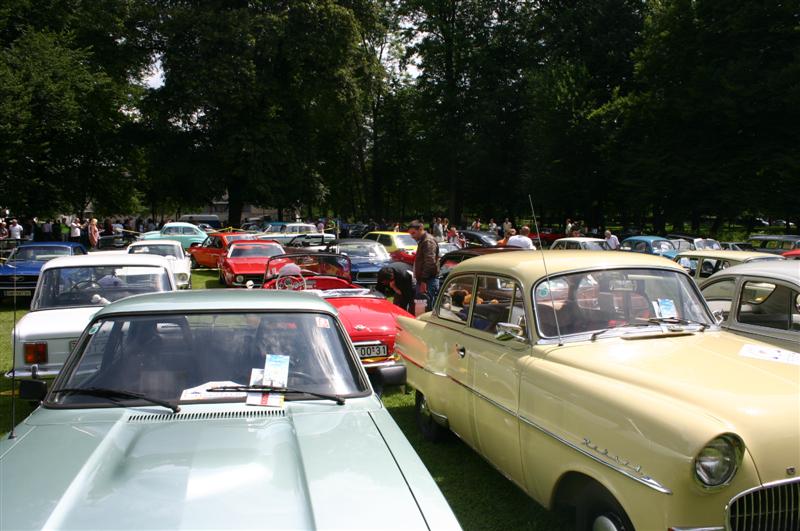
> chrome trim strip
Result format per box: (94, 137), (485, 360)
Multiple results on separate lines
(397, 352), (446, 377)
(518, 413), (673, 495)
(669, 527), (724, 531)
(448, 373), (672, 495)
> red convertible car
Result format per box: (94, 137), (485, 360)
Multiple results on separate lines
(219, 240), (285, 287)
(261, 253), (412, 377)
(187, 231), (261, 268)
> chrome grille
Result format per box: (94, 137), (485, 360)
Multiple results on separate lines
(727, 479), (800, 531)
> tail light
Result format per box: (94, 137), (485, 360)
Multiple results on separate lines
(23, 342), (48, 364)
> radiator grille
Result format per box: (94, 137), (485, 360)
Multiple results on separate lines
(727, 479), (800, 531)
(128, 409), (285, 423)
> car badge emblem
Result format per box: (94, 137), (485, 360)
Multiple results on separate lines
(787, 466), (796, 477)
(354, 324), (367, 331)
(11, 275), (24, 282)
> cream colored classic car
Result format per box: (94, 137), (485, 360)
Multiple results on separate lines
(395, 251), (800, 531)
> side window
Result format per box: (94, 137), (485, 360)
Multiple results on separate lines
(181, 226), (196, 235)
(470, 275), (516, 334)
(567, 241), (581, 250)
(436, 275), (476, 324)
(699, 258), (719, 278)
(552, 242), (564, 250)
(737, 281), (791, 330)
(510, 285), (527, 336)
(701, 278), (736, 318)
(792, 292), (800, 332)
(378, 235), (392, 247)
(782, 241), (794, 250)
(364, 233), (377, 241)
(678, 256), (698, 276)
(634, 241), (648, 252)
(765, 240), (779, 249)
(163, 226), (179, 235)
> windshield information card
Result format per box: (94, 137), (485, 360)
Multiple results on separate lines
(246, 354), (290, 407)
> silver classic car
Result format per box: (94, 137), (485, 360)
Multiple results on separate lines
(1, 290), (460, 530)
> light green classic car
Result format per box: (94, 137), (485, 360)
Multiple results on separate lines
(139, 222), (210, 250)
(1, 290), (460, 530)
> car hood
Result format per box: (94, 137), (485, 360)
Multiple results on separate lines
(16, 306), (102, 340)
(0, 260), (44, 275)
(1, 403), (430, 530)
(225, 258), (271, 274)
(546, 331), (800, 482)
(330, 297), (410, 341)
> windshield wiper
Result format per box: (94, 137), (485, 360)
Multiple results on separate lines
(590, 323), (654, 341)
(647, 317), (709, 330)
(206, 385), (345, 405)
(52, 387), (180, 413)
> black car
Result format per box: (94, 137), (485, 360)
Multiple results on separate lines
(458, 230), (499, 248)
(438, 246), (525, 281)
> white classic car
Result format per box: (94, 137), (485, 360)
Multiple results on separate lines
(6, 253), (177, 378)
(127, 239), (192, 289)
(701, 260), (799, 351)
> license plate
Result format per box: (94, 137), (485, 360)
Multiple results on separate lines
(4, 290), (31, 297)
(356, 344), (388, 359)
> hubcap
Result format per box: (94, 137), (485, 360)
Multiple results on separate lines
(592, 515), (621, 531)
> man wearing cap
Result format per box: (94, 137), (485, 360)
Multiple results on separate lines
(376, 262), (415, 313)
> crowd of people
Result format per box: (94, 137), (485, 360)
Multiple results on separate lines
(0, 215), (164, 249)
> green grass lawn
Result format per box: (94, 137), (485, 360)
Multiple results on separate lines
(0, 269), (568, 530)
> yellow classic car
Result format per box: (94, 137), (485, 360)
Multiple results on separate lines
(395, 251), (800, 531)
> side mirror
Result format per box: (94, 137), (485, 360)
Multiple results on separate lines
(19, 379), (47, 402)
(495, 322), (526, 342)
(712, 309), (725, 325)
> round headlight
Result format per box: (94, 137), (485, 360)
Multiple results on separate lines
(178, 273), (188, 282)
(235, 275), (244, 283)
(694, 435), (742, 487)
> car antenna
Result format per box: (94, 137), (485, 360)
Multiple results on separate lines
(529, 194), (563, 346)
(8, 248), (19, 439)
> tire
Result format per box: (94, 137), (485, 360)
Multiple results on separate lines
(190, 256), (199, 269)
(575, 484), (634, 531)
(415, 390), (448, 442)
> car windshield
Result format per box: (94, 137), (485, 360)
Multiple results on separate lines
(9, 246), (73, 261)
(533, 268), (712, 338)
(129, 245), (181, 258)
(652, 240), (676, 252)
(229, 244), (283, 258)
(694, 239), (721, 250)
(32, 266), (172, 310)
(265, 254), (351, 280)
(337, 242), (390, 259)
(480, 233), (498, 245)
(51, 312), (365, 407)
(226, 234), (257, 243)
(396, 234), (417, 247)
(585, 241), (610, 251)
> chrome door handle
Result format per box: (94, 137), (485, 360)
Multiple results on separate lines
(456, 346), (466, 358)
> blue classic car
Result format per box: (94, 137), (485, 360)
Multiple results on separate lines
(2, 290), (461, 530)
(0, 242), (87, 299)
(620, 235), (679, 260)
(324, 239), (392, 287)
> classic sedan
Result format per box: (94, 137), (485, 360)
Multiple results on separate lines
(0, 242), (86, 299)
(550, 237), (610, 251)
(261, 222), (318, 244)
(458, 229), (499, 248)
(2, 290), (460, 530)
(701, 260), (799, 351)
(127, 239), (192, 289)
(186, 231), (259, 268)
(5, 253), (176, 379)
(364, 231), (418, 264)
(674, 249), (784, 286)
(396, 251), (799, 530)
(262, 254), (413, 376)
(620, 235), (678, 259)
(748, 234), (800, 255)
(284, 232), (336, 253)
(219, 240), (284, 287)
(323, 239), (392, 287)
(139, 222), (208, 250)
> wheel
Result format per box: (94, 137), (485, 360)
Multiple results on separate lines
(575, 484), (634, 531)
(415, 390), (448, 442)
(190, 256), (199, 269)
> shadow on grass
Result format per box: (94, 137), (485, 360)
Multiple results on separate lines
(382, 389), (570, 531)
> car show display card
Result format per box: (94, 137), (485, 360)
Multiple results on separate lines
(262, 354), (290, 387)
(656, 298), (678, 318)
(739, 344), (800, 366)
(247, 366), (286, 407)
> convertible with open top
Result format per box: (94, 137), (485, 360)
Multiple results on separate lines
(261, 253), (412, 376)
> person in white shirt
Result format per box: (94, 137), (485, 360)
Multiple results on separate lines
(502, 218), (512, 236)
(487, 218), (498, 235)
(605, 230), (620, 250)
(507, 226), (536, 249)
(8, 219), (23, 239)
(70, 219), (82, 242)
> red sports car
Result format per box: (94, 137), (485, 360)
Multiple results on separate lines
(390, 247), (416, 265)
(262, 253), (412, 377)
(219, 240), (284, 287)
(187, 231), (261, 268)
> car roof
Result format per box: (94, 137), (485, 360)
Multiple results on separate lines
(443, 247), (523, 259)
(229, 239), (281, 246)
(17, 241), (84, 248)
(553, 237), (605, 243)
(451, 250), (683, 282)
(128, 240), (181, 247)
(675, 250), (784, 261)
(161, 222), (200, 229)
(749, 234), (800, 241)
(332, 239), (381, 245)
(93, 289), (336, 318)
(710, 260), (800, 284)
(42, 253), (171, 270)
(622, 235), (669, 242)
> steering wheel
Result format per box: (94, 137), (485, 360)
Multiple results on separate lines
(275, 274), (307, 291)
(71, 280), (102, 291)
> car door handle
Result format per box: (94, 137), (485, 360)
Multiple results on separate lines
(456, 345), (466, 358)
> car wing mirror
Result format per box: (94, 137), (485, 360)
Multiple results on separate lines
(712, 309), (725, 325)
(496, 322), (526, 342)
(19, 379), (47, 402)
